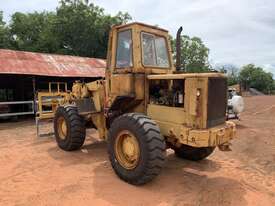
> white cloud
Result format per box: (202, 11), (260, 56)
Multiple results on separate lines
(2, 0), (275, 76)
(263, 64), (275, 76)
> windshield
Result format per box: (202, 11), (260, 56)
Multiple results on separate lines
(116, 30), (133, 68)
(141, 32), (169, 68)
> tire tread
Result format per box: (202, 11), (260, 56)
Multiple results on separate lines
(54, 106), (86, 151)
(108, 113), (166, 185)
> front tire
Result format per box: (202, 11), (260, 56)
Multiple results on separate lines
(108, 113), (166, 185)
(173, 145), (215, 161)
(54, 106), (86, 151)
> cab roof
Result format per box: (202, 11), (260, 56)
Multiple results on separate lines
(113, 22), (168, 33)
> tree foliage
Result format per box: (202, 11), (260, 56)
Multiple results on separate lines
(0, 11), (5, 46)
(0, 0), (131, 58)
(172, 35), (210, 72)
(54, 0), (131, 57)
(215, 64), (239, 86)
(239, 64), (274, 94)
(9, 11), (57, 52)
(0, 11), (11, 48)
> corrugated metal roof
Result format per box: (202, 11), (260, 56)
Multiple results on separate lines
(0, 49), (106, 77)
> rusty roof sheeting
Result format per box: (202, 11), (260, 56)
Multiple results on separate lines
(0, 49), (106, 77)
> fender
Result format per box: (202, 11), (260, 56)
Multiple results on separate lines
(106, 96), (143, 127)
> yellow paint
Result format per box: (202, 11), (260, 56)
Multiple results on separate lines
(44, 22), (236, 149)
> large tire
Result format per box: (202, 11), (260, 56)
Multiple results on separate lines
(54, 106), (86, 151)
(173, 144), (215, 161)
(108, 113), (166, 185)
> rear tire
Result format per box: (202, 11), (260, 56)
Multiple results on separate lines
(54, 106), (86, 151)
(173, 145), (215, 161)
(108, 113), (166, 185)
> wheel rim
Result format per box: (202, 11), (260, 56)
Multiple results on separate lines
(114, 130), (140, 170)
(57, 116), (67, 140)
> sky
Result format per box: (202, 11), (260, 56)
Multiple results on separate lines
(1, 0), (275, 75)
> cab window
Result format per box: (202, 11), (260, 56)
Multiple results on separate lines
(116, 30), (133, 68)
(141, 32), (169, 68)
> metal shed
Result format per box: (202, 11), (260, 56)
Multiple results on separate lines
(0, 49), (106, 119)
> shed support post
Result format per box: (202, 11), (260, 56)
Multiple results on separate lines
(32, 77), (36, 116)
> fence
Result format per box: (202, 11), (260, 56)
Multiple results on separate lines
(0, 101), (34, 117)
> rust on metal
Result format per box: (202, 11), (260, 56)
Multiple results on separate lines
(0, 49), (106, 77)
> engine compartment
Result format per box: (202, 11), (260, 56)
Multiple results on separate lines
(149, 79), (185, 107)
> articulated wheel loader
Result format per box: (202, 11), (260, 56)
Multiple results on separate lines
(53, 22), (236, 185)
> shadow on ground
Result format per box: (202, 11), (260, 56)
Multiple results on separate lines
(47, 140), (108, 167)
(91, 151), (247, 206)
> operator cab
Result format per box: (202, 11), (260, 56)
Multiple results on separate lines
(107, 22), (174, 74)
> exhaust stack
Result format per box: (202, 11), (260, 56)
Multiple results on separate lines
(176, 26), (183, 71)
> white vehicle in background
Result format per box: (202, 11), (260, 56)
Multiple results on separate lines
(227, 88), (245, 120)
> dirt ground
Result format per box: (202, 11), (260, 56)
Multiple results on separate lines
(0, 96), (275, 206)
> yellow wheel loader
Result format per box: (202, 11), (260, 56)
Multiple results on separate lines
(53, 22), (236, 185)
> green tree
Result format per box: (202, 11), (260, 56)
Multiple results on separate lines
(216, 64), (239, 85)
(239, 64), (273, 94)
(54, 0), (131, 57)
(0, 11), (11, 48)
(172, 35), (210, 72)
(6, 0), (131, 58)
(9, 11), (58, 52)
(0, 11), (5, 47)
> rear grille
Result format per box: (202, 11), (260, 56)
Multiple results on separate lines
(207, 77), (227, 127)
